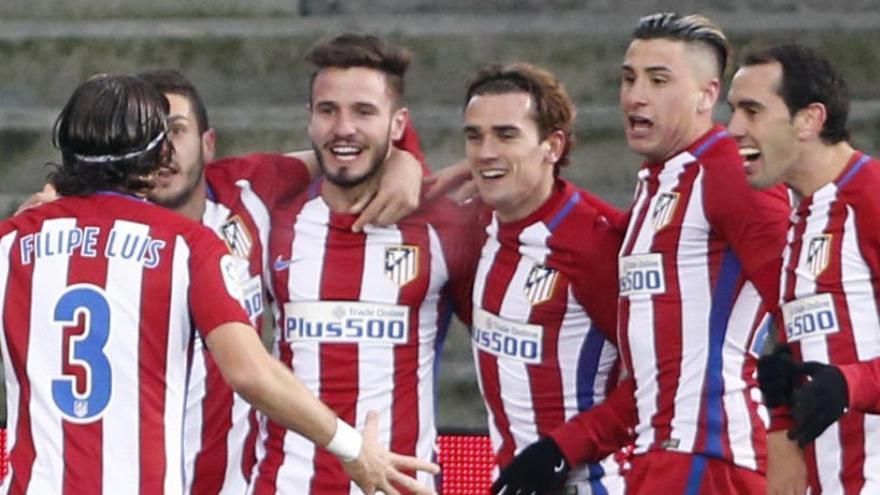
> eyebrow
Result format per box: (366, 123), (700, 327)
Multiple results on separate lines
(731, 98), (764, 111)
(621, 64), (672, 73)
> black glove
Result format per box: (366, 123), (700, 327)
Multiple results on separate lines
(788, 361), (849, 447)
(757, 344), (802, 408)
(491, 436), (569, 495)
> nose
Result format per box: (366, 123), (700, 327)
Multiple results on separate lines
(621, 78), (648, 109)
(727, 110), (746, 139)
(333, 110), (356, 137)
(474, 137), (499, 163)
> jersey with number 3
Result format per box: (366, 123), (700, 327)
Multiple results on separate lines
(780, 152), (880, 493)
(472, 179), (623, 490)
(251, 182), (478, 494)
(618, 126), (789, 473)
(0, 193), (251, 495)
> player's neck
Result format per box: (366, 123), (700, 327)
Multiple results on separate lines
(321, 174), (381, 214)
(174, 180), (208, 222)
(789, 141), (856, 198)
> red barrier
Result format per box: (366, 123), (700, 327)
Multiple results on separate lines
(0, 428), (494, 490)
(437, 433), (494, 494)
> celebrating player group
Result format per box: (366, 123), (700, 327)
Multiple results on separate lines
(1, 9), (878, 495)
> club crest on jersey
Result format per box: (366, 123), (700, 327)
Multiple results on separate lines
(525, 264), (558, 305)
(74, 400), (89, 418)
(220, 216), (253, 259)
(806, 234), (832, 277)
(385, 245), (419, 287)
(651, 192), (680, 231)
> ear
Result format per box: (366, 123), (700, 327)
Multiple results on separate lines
(697, 78), (721, 115)
(542, 130), (567, 166)
(201, 128), (217, 164)
(390, 107), (409, 141)
(794, 102), (827, 141)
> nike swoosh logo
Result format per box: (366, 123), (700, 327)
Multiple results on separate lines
(553, 459), (565, 473)
(273, 255), (291, 271)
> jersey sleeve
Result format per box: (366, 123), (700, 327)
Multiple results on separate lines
(548, 376), (636, 465)
(703, 156), (790, 307)
(568, 208), (623, 343)
(186, 227), (252, 337)
(839, 358), (880, 413)
(577, 189), (627, 232)
(394, 116), (428, 172)
(435, 200), (487, 326)
(208, 153), (312, 212)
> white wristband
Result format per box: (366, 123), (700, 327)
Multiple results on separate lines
(326, 418), (363, 462)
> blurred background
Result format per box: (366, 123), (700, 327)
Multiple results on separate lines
(3, 0), (880, 428)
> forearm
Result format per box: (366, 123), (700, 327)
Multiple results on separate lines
(206, 324), (338, 448)
(241, 354), (339, 447)
(548, 377), (635, 465)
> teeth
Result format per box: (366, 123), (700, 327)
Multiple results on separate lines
(331, 145), (360, 156)
(739, 147), (761, 161)
(480, 170), (506, 179)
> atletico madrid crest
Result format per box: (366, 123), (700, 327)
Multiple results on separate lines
(651, 192), (680, 231)
(385, 245), (419, 287)
(524, 264), (558, 305)
(806, 234), (832, 277)
(220, 216), (253, 259)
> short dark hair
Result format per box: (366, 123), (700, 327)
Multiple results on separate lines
(464, 62), (576, 173)
(305, 33), (411, 106)
(138, 69), (210, 134)
(633, 12), (730, 78)
(743, 44), (850, 144)
(50, 74), (169, 196)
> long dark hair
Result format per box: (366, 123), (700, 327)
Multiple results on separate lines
(50, 74), (170, 196)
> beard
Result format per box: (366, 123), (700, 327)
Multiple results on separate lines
(149, 155), (206, 210)
(312, 139), (389, 189)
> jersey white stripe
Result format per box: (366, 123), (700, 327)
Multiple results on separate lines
(792, 187), (839, 490)
(276, 197), (330, 491)
(27, 218), (74, 495)
(414, 225), (446, 485)
(841, 205), (880, 493)
(496, 222), (551, 451)
(722, 282), (761, 469)
(103, 220), (148, 492)
(350, 224), (404, 495)
(671, 167), (710, 453)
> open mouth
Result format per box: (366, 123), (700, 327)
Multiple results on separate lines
(739, 147), (761, 163)
(628, 115), (653, 132)
(328, 143), (364, 162)
(478, 169), (506, 179)
(156, 166), (178, 180)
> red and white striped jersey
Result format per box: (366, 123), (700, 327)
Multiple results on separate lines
(779, 151), (880, 493)
(251, 183), (479, 494)
(185, 153), (311, 495)
(0, 192), (251, 495)
(618, 126), (790, 473)
(472, 180), (623, 491)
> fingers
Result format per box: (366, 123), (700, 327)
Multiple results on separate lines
(384, 467), (435, 495)
(799, 361), (826, 375)
(448, 179), (478, 204)
(424, 159), (471, 200)
(350, 189), (377, 216)
(363, 410), (380, 440)
(351, 193), (382, 233)
(15, 183), (60, 215)
(387, 451), (440, 475)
